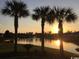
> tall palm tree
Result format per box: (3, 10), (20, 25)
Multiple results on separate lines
(32, 6), (54, 50)
(1, 0), (29, 52)
(50, 7), (77, 57)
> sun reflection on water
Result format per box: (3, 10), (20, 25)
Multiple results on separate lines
(51, 39), (60, 46)
(17, 38), (79, 54)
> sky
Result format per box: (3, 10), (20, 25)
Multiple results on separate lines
(0, 0), (79, 33)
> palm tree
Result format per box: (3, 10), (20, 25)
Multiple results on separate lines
(50, 7), (77, 57)
(1, 0), (29, 52)
(32, 6), (54, 50)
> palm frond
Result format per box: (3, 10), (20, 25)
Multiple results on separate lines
(32, 14), (40, 21)
(52, 6), (77, 22)
(1, 0), (29, 17)
(19, 9), (29, 17)
(46, 15), (55, 24)
(2, 7), (11, 15)
(66, 13), (77, 22)
(33, 8), (41, 16)
(46, 9), (55, 24)
(32, 6), (53, 24)
(66, 8), (72, 15)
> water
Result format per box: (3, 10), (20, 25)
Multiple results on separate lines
(17, 38), (79, 55)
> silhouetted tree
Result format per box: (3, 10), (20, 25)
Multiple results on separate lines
(4, 30), (10, 39)
(50, 7), (77, 58)
(32, 6), (54, 50)
(4, 30), (14, 39)
(1, 0), (29, 52)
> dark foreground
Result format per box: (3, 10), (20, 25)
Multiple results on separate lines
(0, 52), (70, 59)
(0, 45), (79, 59)
(0, 41), (79, 59)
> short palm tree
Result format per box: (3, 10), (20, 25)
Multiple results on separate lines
(32, 6), (54, 50)
(1, 0), (29, 52)
(50, 7), (77, 56)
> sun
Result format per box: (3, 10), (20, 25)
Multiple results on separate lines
(53, 28), (59, 33)
(51, 25), (59, 33)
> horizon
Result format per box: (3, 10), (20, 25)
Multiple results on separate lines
(0, 0), (79, 33)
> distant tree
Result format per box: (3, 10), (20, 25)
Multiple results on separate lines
(4, 30), (14, 39)
(5, 30), (9, 34)
(4, 30), (10, 39)
(32, 6), (54, 50)
(66, 31), (72, 34)
(1, 0), (29, 52)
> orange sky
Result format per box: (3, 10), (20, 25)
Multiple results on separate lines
(0, 0), (79, 33)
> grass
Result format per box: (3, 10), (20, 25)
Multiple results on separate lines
(0, 41), (79, 59)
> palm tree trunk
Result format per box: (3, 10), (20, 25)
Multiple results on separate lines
(14, 15), (18, 52)
(41, 19), (45, 51)
(58, 20), (64, 58)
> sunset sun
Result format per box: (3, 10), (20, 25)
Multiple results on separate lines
(51, 27), (59, 33)
(51, 23), (59, 33)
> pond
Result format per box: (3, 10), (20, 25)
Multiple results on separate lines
(17, 38), (79, 55)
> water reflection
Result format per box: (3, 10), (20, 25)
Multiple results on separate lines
(52, 39), (60, 46)
(17, 38), (79, 54)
